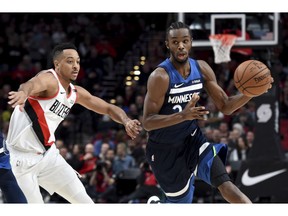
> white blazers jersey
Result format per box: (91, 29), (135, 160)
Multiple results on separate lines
(6, 69), (78, 153)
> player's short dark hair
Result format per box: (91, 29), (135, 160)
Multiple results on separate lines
(46, 42), (77, 68)
(52, 42), (77, 61)
(166, 21), (193, 40)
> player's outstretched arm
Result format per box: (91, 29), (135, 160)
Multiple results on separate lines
(76, 86), (142, 139)
(8, 71), (57, 111)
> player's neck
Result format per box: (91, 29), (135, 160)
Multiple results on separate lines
(56, 72), (71, 90)
(170, 58), (190, 78)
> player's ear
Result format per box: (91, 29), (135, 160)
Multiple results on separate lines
(165, 40), (169, 49)
(54, 60), (59, 68)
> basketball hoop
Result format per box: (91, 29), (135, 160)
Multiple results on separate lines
(209, 34), (237, 64)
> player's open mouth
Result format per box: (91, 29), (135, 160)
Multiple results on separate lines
(178, 53), (186, 58)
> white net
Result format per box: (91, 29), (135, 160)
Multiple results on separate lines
(209, 34), (237, 64)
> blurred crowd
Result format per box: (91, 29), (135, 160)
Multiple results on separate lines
(0, 13), (288, 203)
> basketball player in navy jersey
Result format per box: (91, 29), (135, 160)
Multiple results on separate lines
(6, 42), (142, 203)
(143, 21), (272, 203)
(0, 132), (27, 203)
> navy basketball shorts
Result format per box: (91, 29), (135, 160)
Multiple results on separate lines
(146, 132), (229, 203)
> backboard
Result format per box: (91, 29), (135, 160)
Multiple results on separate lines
(178, 13), (279, 47)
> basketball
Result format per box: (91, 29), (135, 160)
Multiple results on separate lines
(233, 60), (272, 97)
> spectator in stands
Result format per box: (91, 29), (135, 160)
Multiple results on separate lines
(97, 142), (110, 160)
(245, 131), (255, 153)
(114, 95), (129, 113)
(93, 131), (115, 157)
(88, 158), (115, 202)
(66, 144), (83, 171)
(78, 143), (98, 176)
(230, 135), (251, 161)
(95, 35), (117, 75)
(231, 106), (255, 132)
(112, 142), (136, 176)
(123, 85), (136, 107)
(218, 122), (230, 138)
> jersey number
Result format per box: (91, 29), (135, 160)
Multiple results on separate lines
(173, 105), (182, 112)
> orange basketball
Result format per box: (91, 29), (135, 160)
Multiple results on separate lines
(234, 60), (271, 97)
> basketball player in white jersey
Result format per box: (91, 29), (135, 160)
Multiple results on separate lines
(6, 42), (142, 203)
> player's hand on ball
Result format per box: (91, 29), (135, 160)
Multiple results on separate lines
(267, 76), (274, 92)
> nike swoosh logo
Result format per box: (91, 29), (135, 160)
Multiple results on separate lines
(241, 169), (286, 186)
(191, 128), (197, 136)
(174, 83), (184, 88)
(60, 92), (66, 94)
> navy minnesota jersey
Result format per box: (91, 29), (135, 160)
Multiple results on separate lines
(148, 58), (206, 146)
